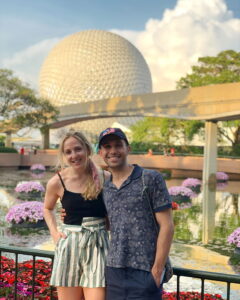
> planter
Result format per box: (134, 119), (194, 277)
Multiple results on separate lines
(11, 219), (47, 229)
(17, 191), (42, 201)
(234, 247), (240, 256)
(31, 169), (45, 174)
(188, 185), (201, 194)
(171, 195), (192, 204)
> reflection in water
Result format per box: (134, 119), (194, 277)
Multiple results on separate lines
(202, 183), (216, 244)
(0, 168), (240, 297)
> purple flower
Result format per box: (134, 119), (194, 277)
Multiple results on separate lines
(168, 186), (195, 198)
(182, 178), (201, 187)
(216, 172), (229, 181)
(5, 201), (44, 224)
(15, 181), (45, 193)
(227, 227), (240, 247)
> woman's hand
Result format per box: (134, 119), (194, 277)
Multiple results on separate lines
(52, 231), (67, 245)
(60, 208), (66, 222)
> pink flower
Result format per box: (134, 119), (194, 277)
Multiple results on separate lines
(227, 227), (240, 247)
(15, 181), (45, 193)
(5, 201), (44, 224)
(182, 178), (201, 188)
(216, 172), (229, 181)
(168, 186), (195, 198)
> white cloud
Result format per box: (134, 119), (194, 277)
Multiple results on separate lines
(2, 0), (240, 93)
(1, 38), (60, 90)
(112, 0), (240, 92)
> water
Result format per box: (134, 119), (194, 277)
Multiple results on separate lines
(0, 168), (240, 298)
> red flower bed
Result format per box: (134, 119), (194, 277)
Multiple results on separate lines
(0, 256), (57, 299)
(163, 291), (224, 300)
(1, 256), (225, 299)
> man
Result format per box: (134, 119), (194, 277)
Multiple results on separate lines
(98, 128), (174, 300)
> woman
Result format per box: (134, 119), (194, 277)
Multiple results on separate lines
(44, 130), (109, 300)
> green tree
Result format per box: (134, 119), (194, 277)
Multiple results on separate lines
(131, 50), (240, 154)
(131, 117), (204, 147)
(131, 117), (179, 145)
(176, 50), (240, 154)
(177, 50), (240, 89)
(0, 69), (59, 147)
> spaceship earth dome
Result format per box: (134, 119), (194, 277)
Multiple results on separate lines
(39, 29), (152, 106)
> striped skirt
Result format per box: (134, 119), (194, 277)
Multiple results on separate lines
(50, 217), (109, 287)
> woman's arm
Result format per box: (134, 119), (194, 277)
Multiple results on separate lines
(44, 176), (66, 244)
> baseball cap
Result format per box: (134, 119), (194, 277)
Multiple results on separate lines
(98, 128), (129, 148)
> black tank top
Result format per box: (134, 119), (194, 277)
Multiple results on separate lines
(58, 173), (107, 225)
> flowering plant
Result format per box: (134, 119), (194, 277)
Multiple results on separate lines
(5, 201), (44, 224)
(15, 181), (45, 194)
(168, 186), (195, 207)
(30, 164), (46, 173)
(162, 291), (223, 299)
(227, 227), (240, 247)
(182, 178), (201, 194)
(216, 172), (229, 182)
(0, 256), (57, 299)
(172, 201), (179, 210)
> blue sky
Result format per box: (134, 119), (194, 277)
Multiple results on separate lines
(1, 0), (178, 57)
(1, 0), (240, 92)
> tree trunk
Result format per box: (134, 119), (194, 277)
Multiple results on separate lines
(5, 131), (12, 147)
(40, 126), (50, 149)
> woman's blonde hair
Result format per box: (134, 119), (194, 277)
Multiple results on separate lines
(57, 130), (103, 200)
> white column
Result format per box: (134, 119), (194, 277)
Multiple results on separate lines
(202, 185), (216, 244)
(202, 121), (217, 184)
(202, 121), (217, 244)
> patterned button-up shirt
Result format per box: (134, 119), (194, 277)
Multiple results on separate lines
(103, 165), (172, 272)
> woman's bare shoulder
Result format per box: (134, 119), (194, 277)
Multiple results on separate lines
(47, 173), (61, 190)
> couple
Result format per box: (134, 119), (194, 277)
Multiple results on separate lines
(44, 128), (174, 300)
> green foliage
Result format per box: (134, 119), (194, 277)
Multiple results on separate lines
(176, 50), (240, 149)
(0, 147), (18, 153)
(0, 69), (59, 143)
(130, 114), (206, 146)
(131, 117), (175, 144)
(130, 142), (205, 155)
(15, 98), (59, 130)
(0, 135), (5, 146)
(177, 50), (240, 89)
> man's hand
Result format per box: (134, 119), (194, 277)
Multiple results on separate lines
(151, 265), (164, 288)
(60, 208), (66, 222)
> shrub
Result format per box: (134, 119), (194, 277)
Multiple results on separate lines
(0, 147), (18, 153)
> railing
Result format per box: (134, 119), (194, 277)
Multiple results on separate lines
(1, 245), (240, 299)
(173, 267), (240, 300)
(0, 245), (55, 300)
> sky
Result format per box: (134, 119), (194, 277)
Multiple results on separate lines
(1, 0), (240, 93)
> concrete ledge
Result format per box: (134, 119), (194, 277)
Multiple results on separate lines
(0, 153), (20, 167)
(0, 153), (239, 179)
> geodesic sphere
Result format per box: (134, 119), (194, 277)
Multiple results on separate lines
(39, 30), (152, 106)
